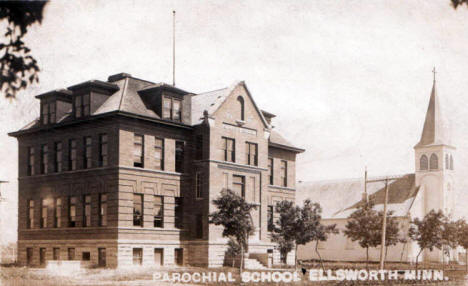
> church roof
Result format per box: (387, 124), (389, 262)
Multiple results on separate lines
(297, 174), (419, 219)
(415, 79), (452, 148)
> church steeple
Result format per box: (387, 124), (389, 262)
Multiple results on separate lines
(414, 68), (452, 148)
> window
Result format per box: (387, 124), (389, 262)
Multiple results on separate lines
(41, 101), (56, 124)
(27, 199), (34, 229)
(267, 205), (274, 232)
(195, 214), (203, 239)
(50, 102), (56, 123)
(99, 194), (107, 227)
(232, 175), (245, 198)
(69, 196), (77, 227)
(173, 99), (181, 121)
(195, 172), (202, 198)
(445, 154), (449, 170)
(195, 135), (203, 160)
(83, 195), (91, 227)
(162, 97), (171, 119)
(133, 248), (143, 265)
(26, 248), (33, 266)
(41, 102), (48, 124)
(74, 94), (90, 118)
(40, 144), (48, 174)
(69, 139), (77, 171)
(133, 134), (144, 167)
(82, 252), (90, 261)
(222, 137), (235, 162)
(27, 147), (35, 176)
(237, 96), (245, 121)
(174, 248), (183, 266)
(175, 141), (184, 173)
(99, 134), (108, 167)
(430, 154), (438, 170)
(162, 97), (182, 122)
(53, 248), (60, 260)
(175, 197), (183, 229)
(98, 248), (106, 267)
(40, 198), (47, 228)
(133, 194), (143, 227)
(268, 158), (274, 185)
(153, 196), (163, 228)
(54, 142), (62, 172)
(246, 142), (258, 166)
(280, 160), (288, 187)
(420, 155), (428, 170)
(154, 248), (164, 266)
(450, 155), (454, 170)
(75, 95), (82, 118)
(83, 136), (92, 169)
(54, 198), (62, 228)
(68, 248), (75, 260)
(39, 248), (46, 266)
(154, 138), (164, 170)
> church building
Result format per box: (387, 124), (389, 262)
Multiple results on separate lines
(297, 73), (456, 263)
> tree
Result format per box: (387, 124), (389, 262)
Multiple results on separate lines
(408, 210), (445, 270)
(271, 200), (298, 265)
(376, 210), (403, 264)
(209, 189), (257, 272)
(457, 219), (468, 271)
(452, 0), (468, 8)
(440, 217), (460, 268)
(226, 238), (242, 267)
(272, 199), (334, 268)
(313, 221), (338, 271)
(0, 1), (47, 98)
(344, 200), (381, 270)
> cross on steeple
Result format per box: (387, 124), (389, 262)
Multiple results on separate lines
(432, 67), (437, 82)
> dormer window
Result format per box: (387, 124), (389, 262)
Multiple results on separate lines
(162, 97), (182, 122)
(74, 94), (90, 118)
(41, 101), (56, 125)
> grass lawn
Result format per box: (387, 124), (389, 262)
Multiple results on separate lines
(1, 263), (467, 286)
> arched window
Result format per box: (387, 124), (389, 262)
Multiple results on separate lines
(237, 96), (245, 121)
(445, 154), (449, 170)
(450, 155), (454, 170)
(430, 153), (438, 170)
(420, 155), (428, 170)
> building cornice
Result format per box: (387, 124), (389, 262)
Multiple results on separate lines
(8, 111), (194, 137)
(268, 185), (296, 192)
(269, 142), (305, 153)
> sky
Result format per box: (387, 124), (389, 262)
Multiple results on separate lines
(1, 0), (468, 243)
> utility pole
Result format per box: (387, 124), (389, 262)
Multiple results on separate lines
(0, 181), (8, 264)
(379, 178), (389, 270)
(364, 166), (368, 202)
(364, 173), (395, 270)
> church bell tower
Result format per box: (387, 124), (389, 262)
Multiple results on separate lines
(414, 68), (455, 218)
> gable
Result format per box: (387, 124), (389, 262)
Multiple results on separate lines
(212, 82), (269, 130)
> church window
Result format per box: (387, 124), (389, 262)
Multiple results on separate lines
(450, 155), (454, 170)
(430, 154), (438, 170)
(420, 155), (428, 170)
(237, 96), (245, 121)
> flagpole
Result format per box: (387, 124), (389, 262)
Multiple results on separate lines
(172, 10), (176, 86)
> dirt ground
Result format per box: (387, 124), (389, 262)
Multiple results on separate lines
(1, 263), (467, 286)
